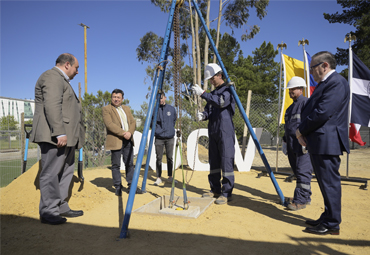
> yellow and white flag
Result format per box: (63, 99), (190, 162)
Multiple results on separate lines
(279, 53), (305, 124)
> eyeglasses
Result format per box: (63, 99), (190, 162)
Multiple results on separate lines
(310, 62), (323, 71)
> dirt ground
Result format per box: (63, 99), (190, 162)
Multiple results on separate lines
(1, 148), (370, 255)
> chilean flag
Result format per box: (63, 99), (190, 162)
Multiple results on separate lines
(304, 51), (318, 97)
(350, 53), (370, 146)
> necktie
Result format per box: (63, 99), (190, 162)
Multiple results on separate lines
(117, 107), (129, 131)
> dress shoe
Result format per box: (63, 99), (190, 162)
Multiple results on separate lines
(305, 218), (322, 226)
(135, 188), (143, 194)
(115, 187), (122, 196)
(40, 215), (67, 225)
(127, 184), (143, 194)
(287, 202), (306, 211)
(304, 224), (339, 235)
(115, 185), (124, 196)
(60, 209), (84, 218)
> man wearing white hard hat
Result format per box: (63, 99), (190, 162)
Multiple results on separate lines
(192, 63), (235, 205)
(283, 76), (313, 211)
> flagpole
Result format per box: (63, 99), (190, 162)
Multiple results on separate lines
(276, 42), (287, 172)
(345, 33), (356, 178)
(298, 38), (309, 96)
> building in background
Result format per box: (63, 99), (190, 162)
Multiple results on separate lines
(0, 97), (35, 122)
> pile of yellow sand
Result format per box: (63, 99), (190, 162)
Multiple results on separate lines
(0, 162), (110, 219)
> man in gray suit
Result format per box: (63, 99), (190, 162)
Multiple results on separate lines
(31, 53), (85, 225)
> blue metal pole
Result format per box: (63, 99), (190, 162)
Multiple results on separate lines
(22, 124), (32, 174)
(191, 0), (285, 205)
(141, 93), (160, 192)
(78, 148), (84, 181)
(24, 139), (29, 161)
(22, 137), (29, 173)
(119, 0), (178, 239)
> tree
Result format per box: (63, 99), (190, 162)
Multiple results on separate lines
(232, 41), (279, 103)
(223, 0), (269, 42)
(133, 101), (148, 133)
(230, 41), (280, 141)
(147, 0), (270, 89)
(0, 115), (19, 131)
(324, 0), (370, 68)
(0, 116), (19, 146)
(136, 32), (167, 64)
(24, 119), (33, 125)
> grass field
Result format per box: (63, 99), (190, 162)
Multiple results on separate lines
(0, 138), (38, 151)
(0, 157), (39, 187)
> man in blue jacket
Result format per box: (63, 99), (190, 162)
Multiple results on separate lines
(153, 92), (177, 185)
(296, 51), (349, 235)
(283, 77), (313, 211)
(192, 63), (235, 205)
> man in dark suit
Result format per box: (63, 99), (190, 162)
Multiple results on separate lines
(296, 51), (350, 235)
(31, 53), (85, 225)
(102, 89), (140, 196)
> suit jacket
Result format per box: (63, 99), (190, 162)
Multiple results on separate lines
(298, 71), (350, 155)
(30, 67), (85, 149)
(102, 104), (136, 150)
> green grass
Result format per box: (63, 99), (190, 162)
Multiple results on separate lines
(0, 139), (38, 151)
(0, 157), (39, 187)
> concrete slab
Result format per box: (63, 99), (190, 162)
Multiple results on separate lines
(159, 206), (200, 218)
(133, 195), (214, 219)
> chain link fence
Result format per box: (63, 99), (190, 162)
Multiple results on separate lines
(1, 92), (369, 187)
(0, 130), (40, 187)
(78, 93), (292, 171)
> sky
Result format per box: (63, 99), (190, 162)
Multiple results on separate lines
(0, 0), (354, 112)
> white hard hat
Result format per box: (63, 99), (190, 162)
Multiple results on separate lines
(204, 63), (222, 80)
(286, 76), (306, 89)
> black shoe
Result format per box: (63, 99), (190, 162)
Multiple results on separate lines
(60, 209), (84, 218)
(303, 224), (339, 235)
(115, 187), (122, 196)
(305, 218), (322, 226)
(40, 215), (67, 225)
(115, 185), (124, 196)
(127, 184), (143, 194)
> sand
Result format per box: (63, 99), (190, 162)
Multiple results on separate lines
(1, 149), (370, 255)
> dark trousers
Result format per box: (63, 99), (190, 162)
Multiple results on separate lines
(208, 134), (235, 198)
(310, 154), (342, 229)
(39, 143), (75, 217)
(110, 139), (134, 189)
(154, 137), (174, 178)
(287, 149), (313, 204)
